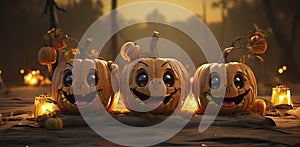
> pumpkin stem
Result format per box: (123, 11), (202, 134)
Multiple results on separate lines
(231, 36), (247, 47)
(149, 31), (160, 58)
(222, 47), (244, 63)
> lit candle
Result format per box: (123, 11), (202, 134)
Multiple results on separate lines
(34, 94), (55, 118)
(271, 85), (293, 106)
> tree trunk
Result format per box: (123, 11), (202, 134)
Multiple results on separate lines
(110, 0), (118, 60)
(263, 0), (299, 81)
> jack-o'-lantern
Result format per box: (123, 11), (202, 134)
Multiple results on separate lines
(119, 32), (190, 115)
(192, 62), (266, 115)
(51, 58), (118, 113)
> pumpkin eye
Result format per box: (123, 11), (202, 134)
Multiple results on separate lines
(210, 74), (220, 90)
(163, 72), (174, 87)
(234, 74), (244, 89)
(64, 72), (73, 87)
(87, 70), (98, 87)
(137, 73), (148, 87)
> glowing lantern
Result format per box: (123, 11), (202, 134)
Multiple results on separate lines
(34, 94), (56, 118)
(271, 85), (293, 107)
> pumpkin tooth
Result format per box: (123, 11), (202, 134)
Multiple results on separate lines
(238, 100), (244, 106)
(61, 94), (66, 99)
(165, 97), (173, 105)
(206, 94), (212, 101)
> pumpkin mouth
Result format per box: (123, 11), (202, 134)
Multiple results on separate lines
(205, 90), (250, 108)
(130, 88), (180, 107)
(60, 89), (102, 106)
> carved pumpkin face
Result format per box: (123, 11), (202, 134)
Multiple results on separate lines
(51, 59), (117, 113)
(121, 58), (189, 115)
(192, 62), (257, 115)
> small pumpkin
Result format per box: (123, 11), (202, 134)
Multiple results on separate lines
(248, 31), (267, 55)
(53, 38), (67, 50)
(38, 46), (57, 65)
(192, 62), (266, 115)
(38, 46), (57, 72)
(45, 114), (63, 130)
(51, 58), (118, 113)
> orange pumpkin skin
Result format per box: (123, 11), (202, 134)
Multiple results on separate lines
(51, 59), (117, 113)
(120, 57), (190, 115)
(53, 39), (67, 50)
(45, 115), (63, 130)
(192, 62), (265, 115)
(248, 32), (267, 55)
(38, 46), (57, 65)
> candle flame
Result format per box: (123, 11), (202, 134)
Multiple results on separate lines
(271, 87), (293, 106)
(181, 95), (198, 113)
(111, 93), (130, 113)
(34, 95), (57, 118)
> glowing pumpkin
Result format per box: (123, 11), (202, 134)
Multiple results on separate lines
(51, 58), (118, 113)
(192, 62), (266, 115)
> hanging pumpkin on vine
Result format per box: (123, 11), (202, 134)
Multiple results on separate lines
(38, 28), (80, 72)
(226, 23), (272, 63)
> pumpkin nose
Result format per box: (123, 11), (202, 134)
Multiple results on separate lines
(226, 84), (238, 96)
(148, 78), (166, 97)
(226, 85), (231, 93)
(75, 81), (83, 89)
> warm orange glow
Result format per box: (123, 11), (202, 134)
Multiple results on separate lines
(282, 65), (287, 71)
(20, 69), (25, 75)
(111, 92), (130, 113)
(271, 86), (293, 106)
(58, 0), (222, 24)
(23, 70), (45, 86)
(32, 70), (37, 75)
(0, 70), (2, 75)
(34, 94), (56, 118)
(41, 78), (52, 85)
(181, 95), (198, 113)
